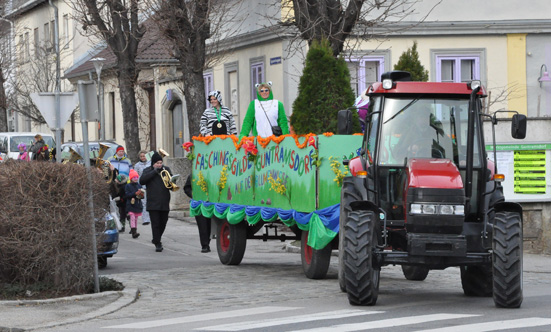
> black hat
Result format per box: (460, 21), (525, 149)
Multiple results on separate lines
(151, 152), (162, 165)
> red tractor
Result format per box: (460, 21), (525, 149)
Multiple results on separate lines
(339, 71), (527, 308)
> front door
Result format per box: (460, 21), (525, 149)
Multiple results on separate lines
(172, 102), (184, 158)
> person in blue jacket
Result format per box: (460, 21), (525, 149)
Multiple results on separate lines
(109, 146), (133, 179)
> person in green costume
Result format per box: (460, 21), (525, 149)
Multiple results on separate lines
(239, 82), (289, 140)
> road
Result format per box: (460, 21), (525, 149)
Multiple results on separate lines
(47, 217), (551, 332)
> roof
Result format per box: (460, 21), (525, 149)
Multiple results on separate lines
(64, 18), (177, 79)
(369, 82), (487, 96)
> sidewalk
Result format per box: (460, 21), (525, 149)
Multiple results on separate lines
(0, 216), (550, 331)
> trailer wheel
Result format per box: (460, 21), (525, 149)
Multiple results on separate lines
(460, 265), (492, 297)
(339, 177), (362, 292)
(301, 231), (331, 279)
(216, 219), (247, 265)
(401, 265), (429, 281)
(344, 210), (380, 306)
(493, 211), (523, 308)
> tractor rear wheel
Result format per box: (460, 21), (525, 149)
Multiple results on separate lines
(343, 210), (380, 306)
(401, 265), (429, 281)
(301, 231), (332, 279)
(216, 219), (247, 265)
(338, 177), (363, 292)
(460, 265), (493, 297)
(492, 211), (523, 308)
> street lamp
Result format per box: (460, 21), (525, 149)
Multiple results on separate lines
(90, 57), (105, 140)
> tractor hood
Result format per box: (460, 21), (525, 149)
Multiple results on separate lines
(406, 159), (463, 189)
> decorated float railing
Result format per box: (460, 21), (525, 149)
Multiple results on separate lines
(186, 133), (362, 250)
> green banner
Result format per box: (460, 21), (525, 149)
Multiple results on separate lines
(190, 135), (362, 212)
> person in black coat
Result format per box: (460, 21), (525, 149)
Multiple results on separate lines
(139, 152), (172, 252)
(184, 175), (212, 253)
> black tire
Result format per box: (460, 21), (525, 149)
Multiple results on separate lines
(401, 265), (429, 281)
(343, 210), (380, 306)
(301, 230), (332, 279)
(97, 256), (107, 269)
(460, 265), (493, 297)
(216, 219), (247, 265)
(338, 177), (362, 292)
(493, 211), (523, 308)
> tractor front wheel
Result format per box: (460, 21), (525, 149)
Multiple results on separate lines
(301, 231), (332, 279)
(343, 210), (380, 306)
(460, 265), (492, 297)
(216, 219), (247, 265)
(492, 211), (523, 308)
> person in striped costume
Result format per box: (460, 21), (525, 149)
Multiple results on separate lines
(200, 90), (237, 136)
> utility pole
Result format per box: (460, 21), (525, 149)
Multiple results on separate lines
(49, 0), (62, 162)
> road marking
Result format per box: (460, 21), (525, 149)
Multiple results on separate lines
(198, 309), (384, 331)
(289, 313), (479, 332)
(413, 317), (551, 332)
(103, 306), (298, 329)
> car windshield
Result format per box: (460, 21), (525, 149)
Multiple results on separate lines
(10, 136), (55, 152)
(378, 97), (480, 167)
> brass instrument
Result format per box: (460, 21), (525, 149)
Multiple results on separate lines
(63, 147), (83, 164)
(160, 168), (180, 192)
(94, 143), (114, 183)
(158, 148), (169, 158)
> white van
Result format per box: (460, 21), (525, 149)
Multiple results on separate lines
(0, 132), (56, 161)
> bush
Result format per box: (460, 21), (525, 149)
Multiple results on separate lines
(291, 39), (360, 135)
(0, 160), (110, 299)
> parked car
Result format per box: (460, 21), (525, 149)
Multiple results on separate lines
(97, 212), (119, 269)
(0, 132), (56, 161)
(60, 141), (121, 164)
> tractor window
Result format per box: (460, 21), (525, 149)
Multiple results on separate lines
(364, 97), (380, 163)
(378, 98), (481, 168)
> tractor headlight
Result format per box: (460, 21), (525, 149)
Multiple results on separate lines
(410, 203), (464, 216)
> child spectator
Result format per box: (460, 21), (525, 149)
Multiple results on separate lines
(125, 169), (144, 238)
(17, 143), (30, 161)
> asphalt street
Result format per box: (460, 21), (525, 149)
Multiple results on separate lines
(1, 216), (551, 332)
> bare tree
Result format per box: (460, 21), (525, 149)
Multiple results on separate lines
(146, 0), (245, 137)
(0, 0), (11, 132)
(72, 0), (144, 159)
(281, 0), (441, 57)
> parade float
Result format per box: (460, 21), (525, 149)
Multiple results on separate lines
(185, 133), (361, 278)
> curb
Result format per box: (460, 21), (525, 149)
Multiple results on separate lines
(0, 288), (139, 331)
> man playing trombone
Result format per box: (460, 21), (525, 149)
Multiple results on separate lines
(139, 151), (174, 252)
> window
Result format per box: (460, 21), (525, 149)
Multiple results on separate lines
(50, 20), (55, 51)
(346, 56), (385, 96)
(203, 72), (213, 109)
(24, 32), (30, 62)
(63, 14), (69, 49)
(436, 56), (480, 83)
(250, 62), (264, 99)
(34, 28), (39, 57)
(44, 22), (51, 52)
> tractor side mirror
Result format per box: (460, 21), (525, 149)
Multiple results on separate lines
(337, 109), (353, 135)
(511, 114), (527, 139)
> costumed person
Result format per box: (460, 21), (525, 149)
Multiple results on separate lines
(139, 152), (173, 252)
(134, 150), (151, 225)
(184, 174), (212, 253)
(29, 134), (48, 161)
(354, 88), (369, 132)
(238, 82), (289, 140)
(125, 169), (144, 239)
(17, 143), (30, 161)
(109, 145), (133, 179)
(200, 90), (237, 136)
